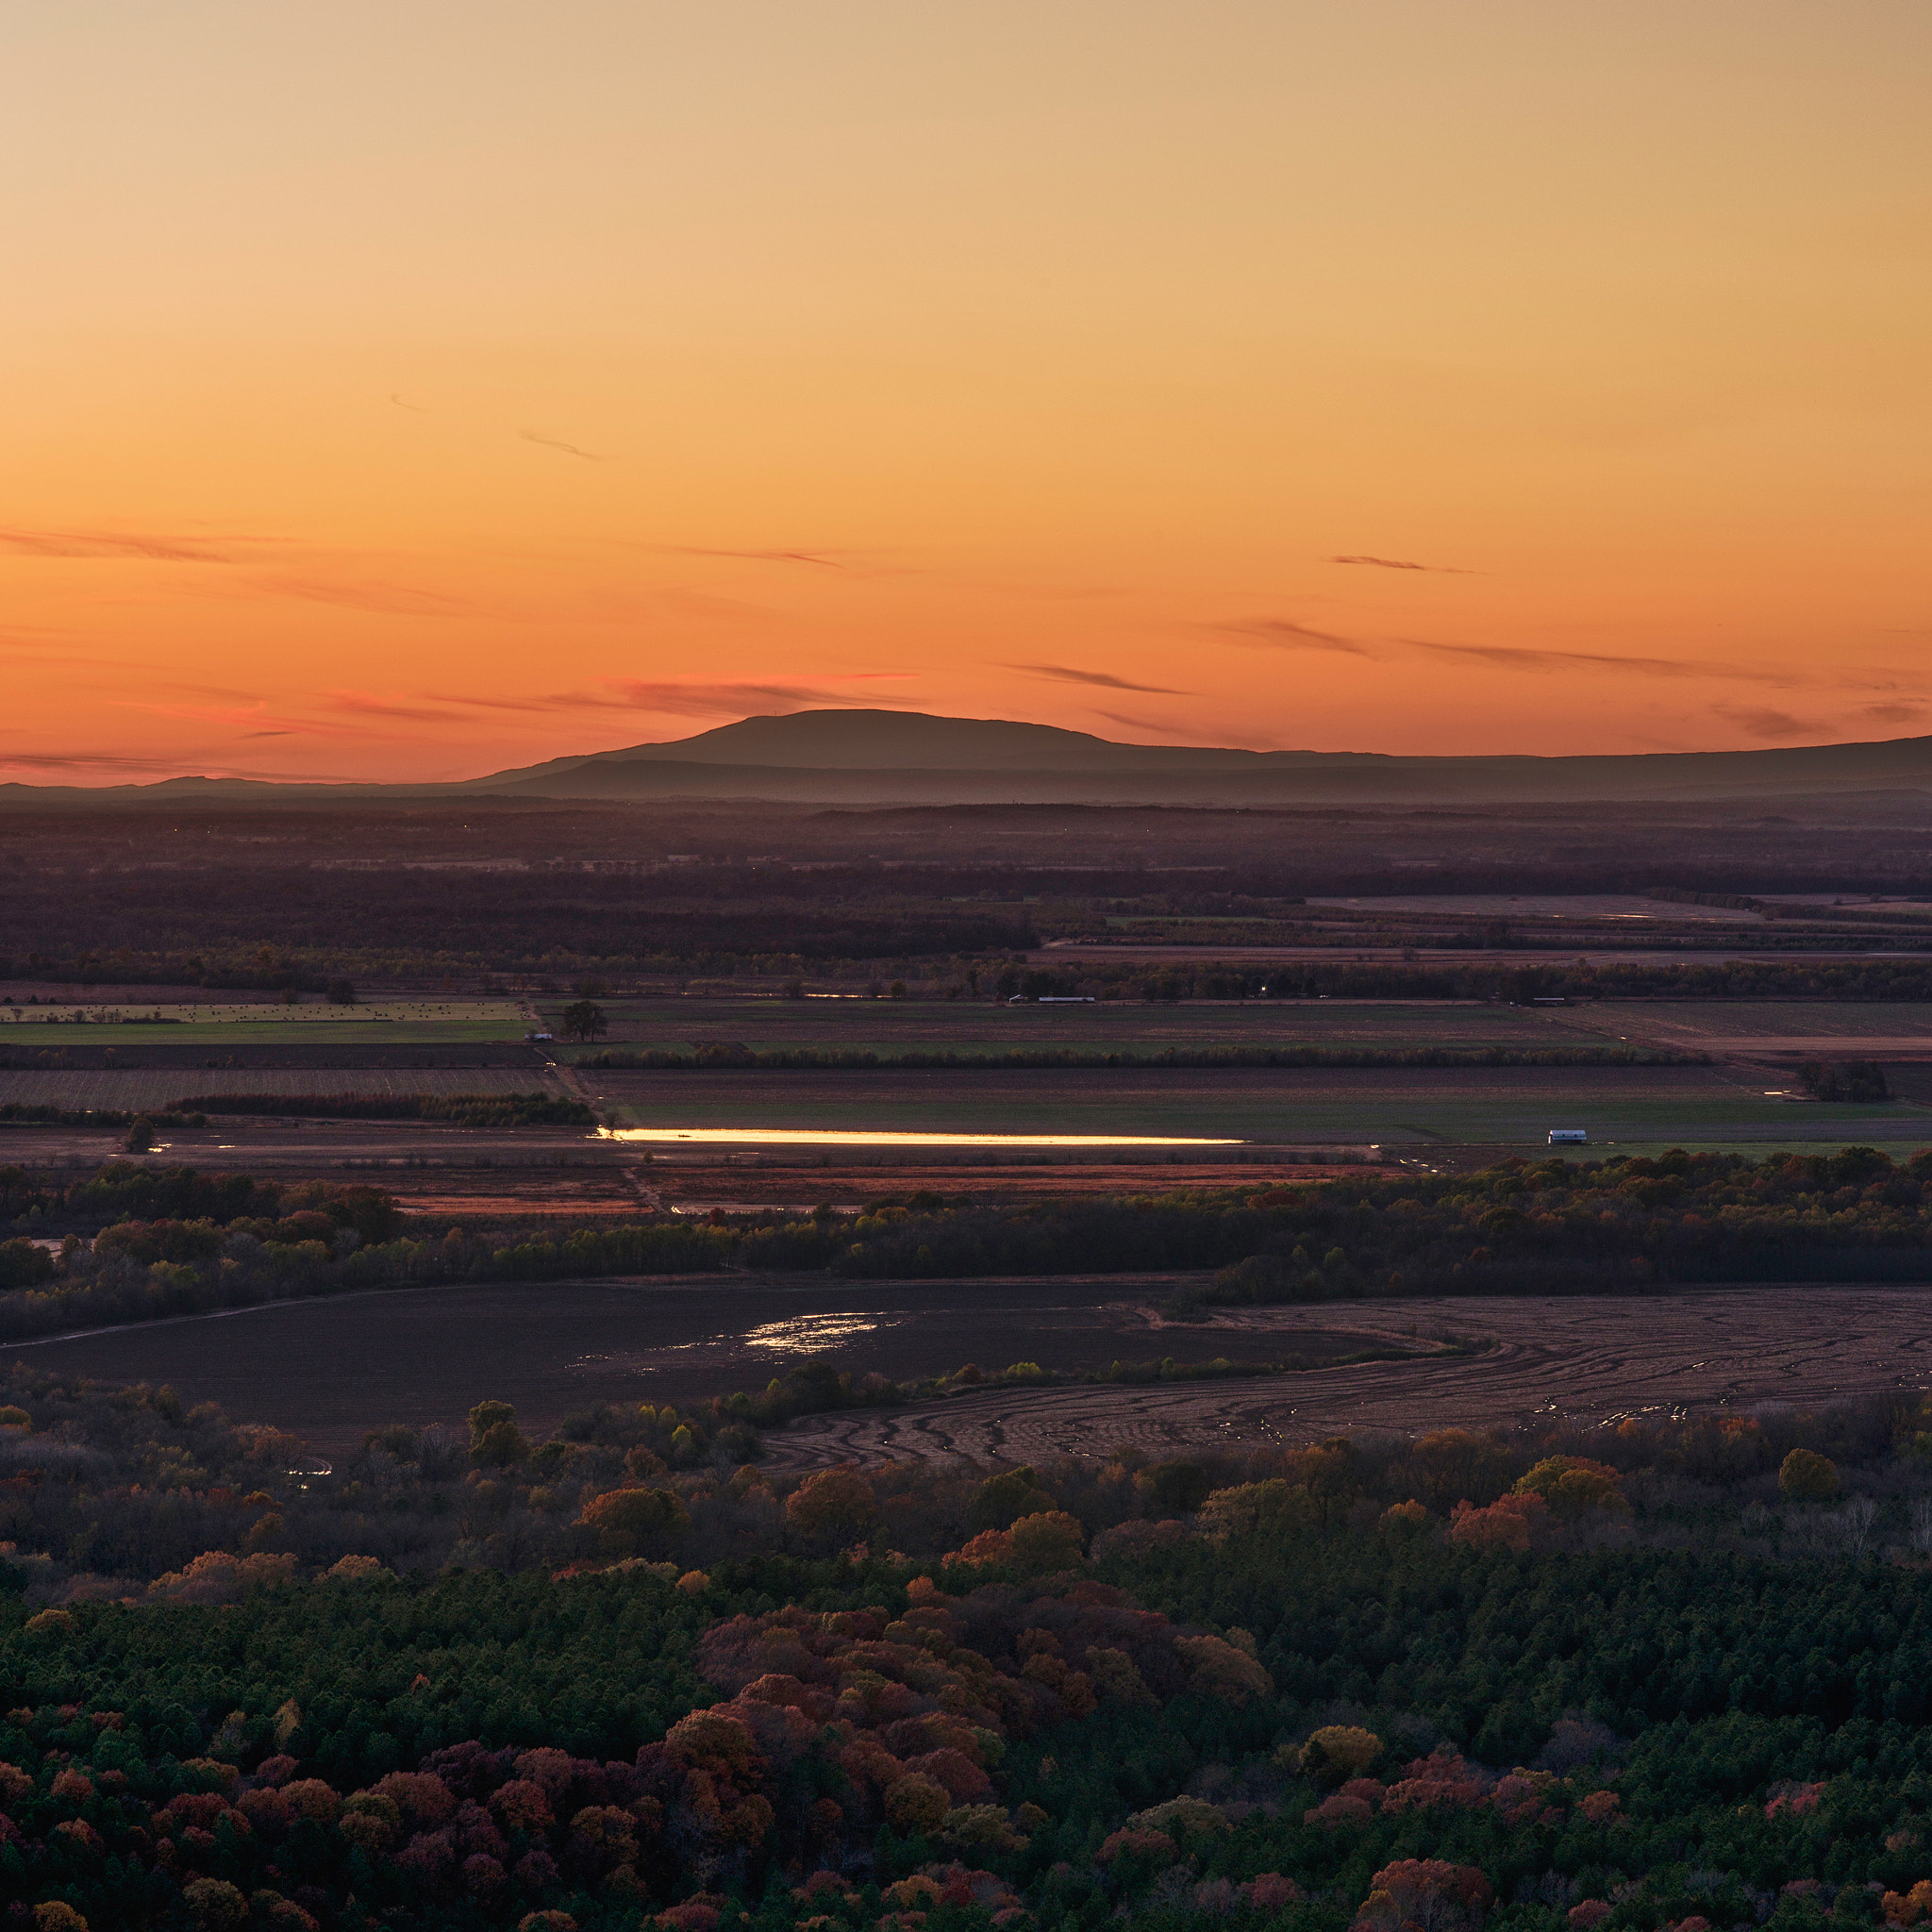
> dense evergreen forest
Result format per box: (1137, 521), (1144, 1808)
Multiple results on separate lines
(0, 1366), (1930, 1932)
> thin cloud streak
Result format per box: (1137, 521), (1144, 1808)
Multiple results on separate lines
(1005, 663), (1194, 695)
(658, 546), (843, 567)
(519, 429), (603, 460)
(1219, 619), (1371, 655)
(1222, 616), (1886, 691)
(415, 675), (917, 717)
(1711, 706), (1828, 741)
(1328, 555), (1471, 574)
(0, 528), (234, 563)
(249, 577), (467, 617)
(328, 691), (469, 723)
(1394, 637), (1800, 683)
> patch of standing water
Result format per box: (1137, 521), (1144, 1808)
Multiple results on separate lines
(596, 1126), (1241, 1147)
(744, 1313), (887, 1355)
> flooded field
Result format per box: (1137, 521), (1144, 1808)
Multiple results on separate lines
(599, 1125), (1238, 1148)
(587, 1062), (1924, 1146)
(12, 1274), (1932, 1466)
(0, 1272), (1273, 1455)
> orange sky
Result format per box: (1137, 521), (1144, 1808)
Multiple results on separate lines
(5, 2), (1928, 783)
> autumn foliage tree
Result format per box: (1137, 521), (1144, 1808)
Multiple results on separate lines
(781, 1464), (876, 1541)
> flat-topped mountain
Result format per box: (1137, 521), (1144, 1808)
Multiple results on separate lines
(8, 708), (1932, 804)
(464, 708), (1932, 804)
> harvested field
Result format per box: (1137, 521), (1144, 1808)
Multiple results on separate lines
(554, 998), (1580, 1056)
(1302, 893), (1770, 923)
(647, 1158), (1369, 1208)
(0, 1000), (525, 1044)
(0, 1068), (571, 1110)
(759, 1284), (1932, 1470)
(1611, 1001), (1932, 1055)
(586, 1061), (1921, 1145)
(0, 1044), (553, 1071)
(12, 1275), (1932, 1465)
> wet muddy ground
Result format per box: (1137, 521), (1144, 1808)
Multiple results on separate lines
(8, 1274), (1930, 1465)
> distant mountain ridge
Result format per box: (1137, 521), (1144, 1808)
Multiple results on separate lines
(8, 708), (1932, 805)
(461, 709), (1932, 804)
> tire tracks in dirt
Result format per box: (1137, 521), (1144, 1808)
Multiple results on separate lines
(758, 1286), (1932, 1470)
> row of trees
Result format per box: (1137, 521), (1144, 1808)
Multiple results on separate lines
(17, 1146), (1932, 1341)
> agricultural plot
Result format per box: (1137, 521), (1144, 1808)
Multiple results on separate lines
(761, 1282), (1932, 1471)
(0, 1272), (1381, 1455)
(16, 1274), (1932, 1465)
(1609, 1000), (1932, 1055)
(0, 1067), (570, 1111)
(0, 1000), (525, 1046)
(550, 996), (1583, 1057)
(586, 1061), (1921, 1146)
(1303, 892), (1771, 923)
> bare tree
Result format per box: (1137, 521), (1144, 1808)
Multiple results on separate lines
(1834, 1494), (1878, 1558)
(1909, 1495), (1932, 1556)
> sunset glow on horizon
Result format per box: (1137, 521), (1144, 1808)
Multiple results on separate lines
(5, 2), (1927, 785)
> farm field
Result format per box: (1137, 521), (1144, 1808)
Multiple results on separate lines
(0, 1272), (1259, 1455)
(585, 1061), (1923, 1146)
(760, 1282), (1932, 1470)
(1612, 1000), (1932, 1051)
(0, 999), (525, 1045)
(14, 1274), (1932, 1464)
(0, 1066), (573, 1110)
(1302, 892), (1772, 922)
(548, 996), (1598, 1056)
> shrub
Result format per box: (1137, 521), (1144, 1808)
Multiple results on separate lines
(1303, 1725), (1383, 1781)
(577, 1487), (691, 1558)
(1780, 1448), (1840, 1500)
(885, 1772), (951, 1835)
(1514, 1455), (1626, 1516)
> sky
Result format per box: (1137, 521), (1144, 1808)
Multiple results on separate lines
(3, 1), (1928, 784)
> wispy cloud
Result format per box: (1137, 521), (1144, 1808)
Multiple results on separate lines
(0, 528), (235, 563)
(1395, 637), (1801, 683)
(1219, 619), (1372, 655)
(1328, 555), (1471, 574)
(250, 577), (467, 617)
(328, 691), (469, 723)
(658, 546), (843, 567)
(590, 679), (907, 718)
(0, 751), (359, 781)
(119, 699), (380, 741)
(413, 675), (915, 718)
(1005, 663), (1193, 695)
(1711, 706), (1828, 740)
(1861, 703), (1924, 726)
(1219, 616), (1835, 689)
(519, 429), (603, 460)
(1089, 708), (1193, 738)
(0, 751), (192, 773)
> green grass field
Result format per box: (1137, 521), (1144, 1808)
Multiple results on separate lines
(0, 1000), (527, 1046)
(545, 997), (1595, 1058)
